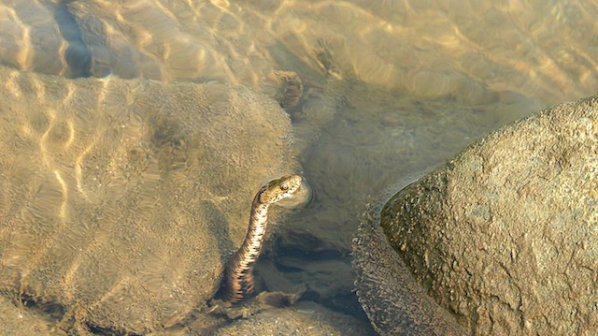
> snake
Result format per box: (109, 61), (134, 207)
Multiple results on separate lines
(222, 175), (303, 303)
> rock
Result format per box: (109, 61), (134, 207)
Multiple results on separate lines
(262, 71), (304, 110)
(0, 1), (91, 77)
(0, 296), (66, 336)
(0, 66), (297, 334)
(211, 301), (375, 336)
(353, 205), (466, 336)
(355, 96), (597, 335)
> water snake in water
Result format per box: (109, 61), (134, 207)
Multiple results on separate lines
(222, 175), (303, 303)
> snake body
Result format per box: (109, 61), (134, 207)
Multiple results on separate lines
(223, 175), (303, 303)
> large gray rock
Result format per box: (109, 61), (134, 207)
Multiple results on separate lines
(0, 66), (296, 334)
(355, 96), (597, 335)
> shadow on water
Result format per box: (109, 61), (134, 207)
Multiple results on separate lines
(47, 1), (91, 77)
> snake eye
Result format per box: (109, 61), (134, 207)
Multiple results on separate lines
(280, 183), (289, 191)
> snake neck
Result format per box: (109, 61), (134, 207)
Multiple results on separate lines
(224, 197), (270, 303)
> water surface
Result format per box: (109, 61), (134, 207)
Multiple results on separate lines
(1, 0), (597, 333)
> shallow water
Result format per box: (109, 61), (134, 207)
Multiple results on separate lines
(1, 0), (597, 334)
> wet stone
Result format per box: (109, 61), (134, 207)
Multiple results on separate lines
(354, 96), (597, 335)
(211, 301), (375, 336)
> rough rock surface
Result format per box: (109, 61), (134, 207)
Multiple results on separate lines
(211, 301), (375, 336)
(374, 97), (597, 335)
(353, 205), (466, 336)
(0, 296), (66, 336)
(0, 66), (296, 334)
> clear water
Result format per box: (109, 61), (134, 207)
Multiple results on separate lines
(1, 0), (597, 333)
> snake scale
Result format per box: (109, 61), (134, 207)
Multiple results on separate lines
(222, 175), (303, 303)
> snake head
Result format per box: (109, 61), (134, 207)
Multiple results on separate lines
(258, 175), (303, 204)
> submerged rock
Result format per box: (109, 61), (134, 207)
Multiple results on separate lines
(0, 296), (65, 336)
(0, 1), (91, 77)
(354, 96), (597, 335)
(0, 66), (297, 334)
(211, 301), (374, 336)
